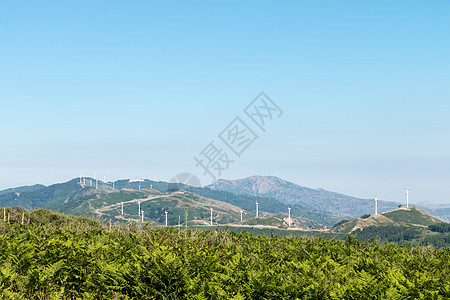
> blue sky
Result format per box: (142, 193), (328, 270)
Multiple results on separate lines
(1, 1), (449, 204)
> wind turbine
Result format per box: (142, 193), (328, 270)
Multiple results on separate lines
(141, 211), (144, 222)
(374, 197), (378, 215)
(404, 188), (411, 208)
(210, 207), (213, 226)
(138, 201), (141, 216)
(240, 210), (243, 222)
(256, 201), (259, 218)
(121, 201), (124, 215)
(288, 207), (291, 227)
(165, 211), (168, 227)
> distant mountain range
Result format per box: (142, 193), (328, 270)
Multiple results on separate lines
(207, 175), (450, 222)
(207, 176), (400, 216)
(1, 175), (450, 227)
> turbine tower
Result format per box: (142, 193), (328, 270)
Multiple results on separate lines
(210, 207), (213, 226)
(138, 201), (141, 216)
(404, 188), (410, 208)
(240, 210), (243, 222)
(165, 211), (168, 227)
(288, 207), (291, 227)
(256, 201), (259, 218)
(374, 197), (378, 215)
(141, 211), (144, 222)
(121, 201), (123, 215)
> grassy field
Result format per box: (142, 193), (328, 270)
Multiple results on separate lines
(1, 207), (450, 299)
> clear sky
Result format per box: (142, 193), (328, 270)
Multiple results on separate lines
(1, 1), (449, 204)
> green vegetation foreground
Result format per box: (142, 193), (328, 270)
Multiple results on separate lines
(1, 208), (450, 299)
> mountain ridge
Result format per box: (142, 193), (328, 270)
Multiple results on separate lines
(208, 175), (401, 216)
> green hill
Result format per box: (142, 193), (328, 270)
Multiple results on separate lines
(330, 206), (447, 246)
(55, 186), (329, 230)
(57, 188), (247, 226)
(333, 206), (443, 234)
(0, 184), (46, 196)
(240, 216), (287, 228)
(382, 206), (442, 226)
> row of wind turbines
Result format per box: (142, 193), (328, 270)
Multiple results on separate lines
(116, 186), (412, 226)
(80, 175), (416, 227)
(79, 174), (157, 192)
(116, 198), (294, 227)
(77, 174), (295, 227)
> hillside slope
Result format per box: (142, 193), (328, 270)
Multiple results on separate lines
(55, 188), (326, 228)
(0, 184), (46, 196)
(0, 179), (113, 209)
(332, 206), (443, 234)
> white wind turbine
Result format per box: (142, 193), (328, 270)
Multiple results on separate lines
(404, 188), (411, 208)
(288, 207), (291, 227)
(210, 207), (213, 226)
(138, 201), (141, 216)
(165, 211), (168, 227)
(240, 210), (243, 222)
(256, 201), (259, 218)
(374, 197), (378, 215)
